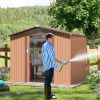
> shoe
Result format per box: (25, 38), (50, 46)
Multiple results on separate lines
(47, 95), (57, 100)
(51, 95), (57, 99)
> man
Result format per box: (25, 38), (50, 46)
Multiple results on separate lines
(42, 33), (62, 99)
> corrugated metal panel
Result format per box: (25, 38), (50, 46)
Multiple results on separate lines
(54, 35), (71, 85)
(70, 36), (87, 84)
(10, 37), (27, 82)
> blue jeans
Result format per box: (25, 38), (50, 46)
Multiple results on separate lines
(45, 68), (54, 86)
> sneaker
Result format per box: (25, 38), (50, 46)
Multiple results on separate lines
(47, 95), (57, 100)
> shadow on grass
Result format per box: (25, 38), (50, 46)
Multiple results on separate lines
(0, 91), (44, 99)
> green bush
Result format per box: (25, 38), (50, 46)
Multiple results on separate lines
(96, 96), (100, 100)
(0, 73), (9, 81)
(0, 67), (10, 81)
(87, 71), (100, 89)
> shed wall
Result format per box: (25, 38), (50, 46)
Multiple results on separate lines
(70, 36), (87, 84)
(54, 35), (71, 85)
(10, 30), (86, 85)
(10, 36), (27, 82)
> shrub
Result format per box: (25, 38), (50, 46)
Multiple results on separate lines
(87, 70), (100, 89)
(0, 67), (10, 81)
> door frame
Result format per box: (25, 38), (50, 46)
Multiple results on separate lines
(26, 36), (31, 82)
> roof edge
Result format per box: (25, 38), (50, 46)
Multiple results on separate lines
(10, 26), (86, 37)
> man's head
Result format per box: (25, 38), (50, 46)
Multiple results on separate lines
(46, 33), (54, 44)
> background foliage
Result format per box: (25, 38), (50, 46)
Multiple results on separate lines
(48, 0), (100, 48)
(0, 6), (50, 45)
(0, 1), (100, 47)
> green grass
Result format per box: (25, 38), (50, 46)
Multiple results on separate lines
(0, 58), (10, 67)
(0, 52), (10, 67)
(0, 84), (97, 100)
(0, 58), (5, 66)
(89, 52), (98, 73)
(89, 54), (98, 64)
(55, 84), (96, 100)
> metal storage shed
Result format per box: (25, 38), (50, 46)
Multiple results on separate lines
(10, 26), (87, 85)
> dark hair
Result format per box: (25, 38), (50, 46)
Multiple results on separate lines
(46, 33), (53, 40)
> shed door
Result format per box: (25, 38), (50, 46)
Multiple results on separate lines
(29, 35), (46, 82)
(10, 36), (29, 82)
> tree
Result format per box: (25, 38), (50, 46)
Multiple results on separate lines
(48, 0), (100, 47)
(0, 6), (50, 46)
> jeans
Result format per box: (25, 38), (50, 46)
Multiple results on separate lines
(45, 68), (54, 87)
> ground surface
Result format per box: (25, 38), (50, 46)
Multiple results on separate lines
(0, 84), (97, 100)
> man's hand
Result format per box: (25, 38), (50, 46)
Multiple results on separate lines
(55, 59), (69, 72)
(55, 58), (61, 64)
(61, 61), (67, 65)
(59, 61), (69, 72)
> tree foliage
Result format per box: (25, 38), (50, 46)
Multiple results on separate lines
(48, 0), (100, 47)
(0, 6), (50, 45)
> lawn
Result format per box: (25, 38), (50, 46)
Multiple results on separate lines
(0, 84), (97, 100)
(0, 52), (10, 67)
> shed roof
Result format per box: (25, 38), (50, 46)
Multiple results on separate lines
(10, 26), (85, 38)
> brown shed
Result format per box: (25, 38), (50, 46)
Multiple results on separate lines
(10, 26), (87, 85)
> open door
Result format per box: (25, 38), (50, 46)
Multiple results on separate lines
(30, 34), (46, 82)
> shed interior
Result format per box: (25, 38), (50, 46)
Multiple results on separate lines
(30, 34), (46, 82)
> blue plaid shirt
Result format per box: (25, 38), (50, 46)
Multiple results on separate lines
(42, 41), (58, 71)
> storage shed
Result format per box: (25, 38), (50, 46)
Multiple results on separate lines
(10, 26), (87, 85)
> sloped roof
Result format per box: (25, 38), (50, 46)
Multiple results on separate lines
(10, 26), (85, 38)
